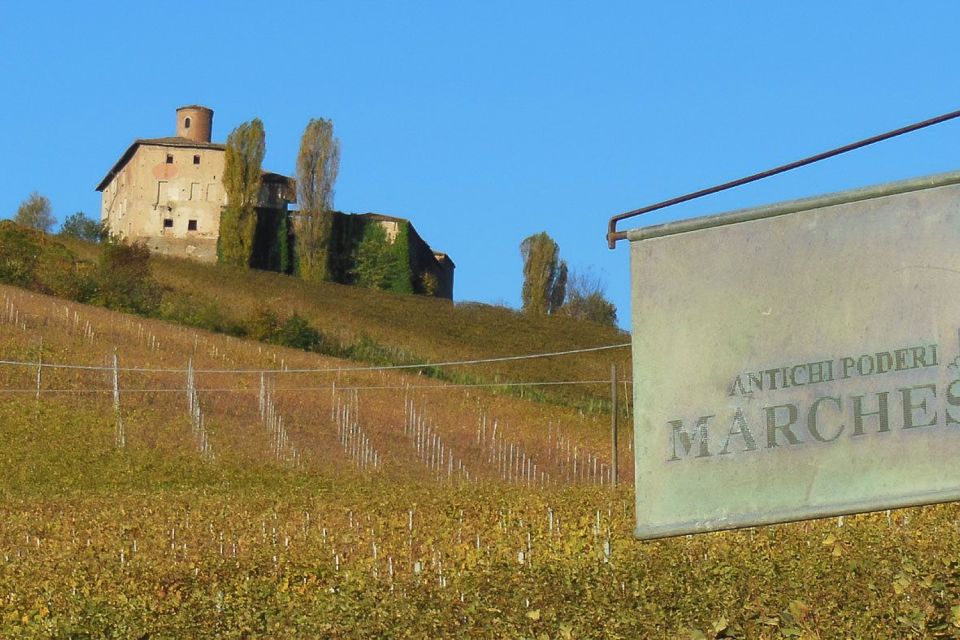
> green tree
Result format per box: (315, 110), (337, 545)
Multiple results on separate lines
(60, 211), (106, 242)
(219, 119), (265, 267)
(351, 222), (413, 293)
(352, 223), (394, 289)
(559, 269), (617, 326)
(520, 232), (567, 315)
(14, 192), (55, 233)
(295, 118), (340, 282)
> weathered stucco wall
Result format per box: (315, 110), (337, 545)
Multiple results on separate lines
(100, 144), (226, 262)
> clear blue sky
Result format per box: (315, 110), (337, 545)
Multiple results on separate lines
(2, 2), (959, 329)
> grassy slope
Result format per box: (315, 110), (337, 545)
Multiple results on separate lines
(1, 288), (960, 637)
(60, 237), (632, 411)
(0, 284), (623, 484)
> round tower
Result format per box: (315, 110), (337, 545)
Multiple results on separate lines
(175, 105), (213, 143)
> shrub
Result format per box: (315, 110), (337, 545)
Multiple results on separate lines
(35, 242), (95, 302)
(158, 293), (246, 336)
(245, 307), (282, 342)
(0, 221), (42, 287)
(420, 271), (439, 296)
(276, 314), (324, 351)
(0, 221), (93, 301)
(242, 308), (330, 352)
(93, 240), (162, 314)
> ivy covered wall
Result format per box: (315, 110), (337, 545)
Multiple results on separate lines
(250, 208), (292, 273)
(252, 210), (453, 299)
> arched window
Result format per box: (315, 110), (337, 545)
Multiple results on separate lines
(184, 117), (191, 129)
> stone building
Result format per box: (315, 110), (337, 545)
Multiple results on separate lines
(96, 105), (295, 262)
(97, 105), (454, 299)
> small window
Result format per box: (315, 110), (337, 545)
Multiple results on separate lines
(184, 117), (191, 129)
(163, 218), (173, 228)
(193, 154), (200, 165)
(166, 154), (173, 164)
(187, 220), (198, 231)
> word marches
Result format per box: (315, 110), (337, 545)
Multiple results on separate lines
(669, 341), (953, 462)
(727, 343), (939, 397)
(669, 380), (960, 462)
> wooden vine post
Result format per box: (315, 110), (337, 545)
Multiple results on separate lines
(610, 363), (618, 486)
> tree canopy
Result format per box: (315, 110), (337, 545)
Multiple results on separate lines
(558, 269), (617, 326)
(60, 211), (105, 242)
(14, 192), (55, 233)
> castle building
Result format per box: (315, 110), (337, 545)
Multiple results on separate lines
(96, 105), (454, 298)
(96, 106), (295, 262)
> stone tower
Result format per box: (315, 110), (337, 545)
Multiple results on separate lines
(175, 105), (213, 143)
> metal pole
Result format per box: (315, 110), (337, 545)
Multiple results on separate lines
(611, 363), (619, 486)
(607, 107), (960, 248)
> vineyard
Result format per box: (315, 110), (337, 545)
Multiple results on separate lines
(3, 284), (960, 637)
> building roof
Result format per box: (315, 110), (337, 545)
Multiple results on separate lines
(356, 212), (410, 224)
(261, 171), (292, 184)
(96, 136), (226, 191)
(96, 136), (295, 196)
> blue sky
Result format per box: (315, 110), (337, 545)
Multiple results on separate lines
(1, 2), (959, 329)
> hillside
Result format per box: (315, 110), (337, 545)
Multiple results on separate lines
(0, 284), (625, 485)
(2, 285), (960, 637)
(59, 236), (631, 412)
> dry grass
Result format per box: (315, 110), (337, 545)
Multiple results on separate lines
(60, 236), (632, 410)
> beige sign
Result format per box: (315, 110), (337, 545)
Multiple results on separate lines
(628, 170), (960, 539)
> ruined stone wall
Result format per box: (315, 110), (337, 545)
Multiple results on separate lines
(431, 255), (455, 300)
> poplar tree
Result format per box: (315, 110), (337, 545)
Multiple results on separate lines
(520, 232), (567, 315)
(295, 118), (340, 282)
(219, 119), (265, 267)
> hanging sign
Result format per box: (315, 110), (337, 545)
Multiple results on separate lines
(628, 170), (960, 539)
